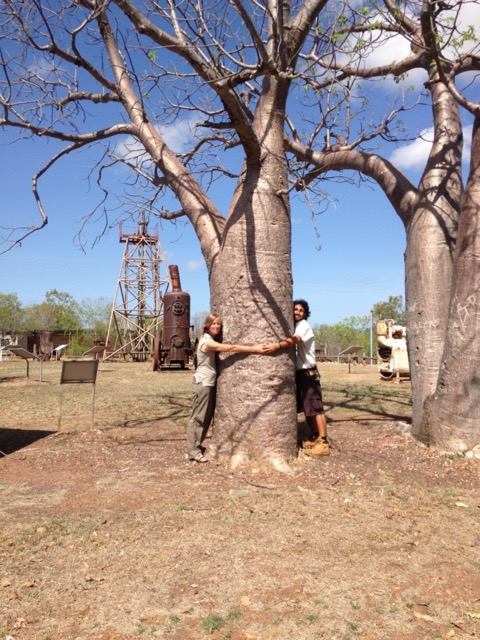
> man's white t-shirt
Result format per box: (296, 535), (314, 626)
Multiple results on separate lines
(294, 319), (316, 370)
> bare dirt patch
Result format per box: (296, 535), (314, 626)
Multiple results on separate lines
(0, 360), (479, 640)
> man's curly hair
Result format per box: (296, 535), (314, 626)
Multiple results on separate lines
(293, 299), (310, 320)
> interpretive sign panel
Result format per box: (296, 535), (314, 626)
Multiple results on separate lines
(58, 360), (99, 427)
(60, 359), (99, 384)
(5, 346), (43, 380)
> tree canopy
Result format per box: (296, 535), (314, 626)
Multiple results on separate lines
(3, 0), (472, 249)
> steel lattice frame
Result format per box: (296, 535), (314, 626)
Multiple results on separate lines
(105, 222), (170, 361)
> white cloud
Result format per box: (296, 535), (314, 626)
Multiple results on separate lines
(366, 34), (428, 90)
(390, 128), (434, 170)
(186, 259), (204, 272)
(462, 124), (473, 164)
(390, 125), (473, 171)
(339, 2), (480, 91)
(360, 3), (480, 66)
(115, 113), (200, 162)
(443, 3), (480, 58)
(364, 32), (411, 67)
(337, 27), (428, 94)
(161, 114), (199, 152)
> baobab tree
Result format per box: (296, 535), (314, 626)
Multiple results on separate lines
(1, 0), (479, 466)
(283, 0), (480, 452)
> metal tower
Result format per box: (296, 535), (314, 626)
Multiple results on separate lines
(105, 219), (170, 361)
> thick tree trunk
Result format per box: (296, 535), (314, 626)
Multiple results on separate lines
(405, 198), (456, 437)
(208, 157), (298, 470)
(406, 82), (463, 443)
(418, 115), (480, 451)
(198, 67), (300, 470)
(207, 79), (298, 470)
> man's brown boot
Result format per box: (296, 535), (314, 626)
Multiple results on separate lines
(303, 441), (330, 456)
(302, 437), (320, 449)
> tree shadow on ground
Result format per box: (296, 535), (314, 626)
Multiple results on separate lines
(0, 428), (55, 457)
(0, 375), (27, 382)
(324, 382), (411, 422)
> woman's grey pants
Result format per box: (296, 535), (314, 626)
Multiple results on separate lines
(186, 381), (215, 459)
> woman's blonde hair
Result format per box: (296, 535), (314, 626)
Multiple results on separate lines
(203, 312), (223, 342)
(193, 312), (222, 368)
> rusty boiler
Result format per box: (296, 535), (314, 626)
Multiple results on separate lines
(159, 265), (191, 368)
(39, 330), (54, 360)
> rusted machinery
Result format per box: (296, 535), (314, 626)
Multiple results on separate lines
(376, 319), (410, 380)
(153, 265), (192, 370)
(39, 331), (55, 360)
(29, 331), (55, 360)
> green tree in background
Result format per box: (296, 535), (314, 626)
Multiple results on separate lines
(23, 290), (82, 333)
(80, 297), (111, 340)
(46, 290), (82, 332)
(314, 316), (370, 357)
(313, 297), (406, 359)
(0, 293), (24, 337)
(372, 296), (406, 326)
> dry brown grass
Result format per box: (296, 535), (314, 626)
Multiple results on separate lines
(1, 357), (479, 640)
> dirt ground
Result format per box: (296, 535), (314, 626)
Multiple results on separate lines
(0, 361), (479, 640)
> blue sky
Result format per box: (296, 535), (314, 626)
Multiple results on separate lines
(1, 2), (476, 328)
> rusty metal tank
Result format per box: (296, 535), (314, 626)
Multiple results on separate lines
(39, 331), (54, 360)
(157, 265), (191, 369)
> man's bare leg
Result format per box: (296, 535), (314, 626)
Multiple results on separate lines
(307, 413), (327, 440)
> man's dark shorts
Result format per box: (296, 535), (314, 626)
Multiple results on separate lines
(296, 368), (324, 417)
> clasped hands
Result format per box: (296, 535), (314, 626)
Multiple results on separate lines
(251, 343), (283, 355)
